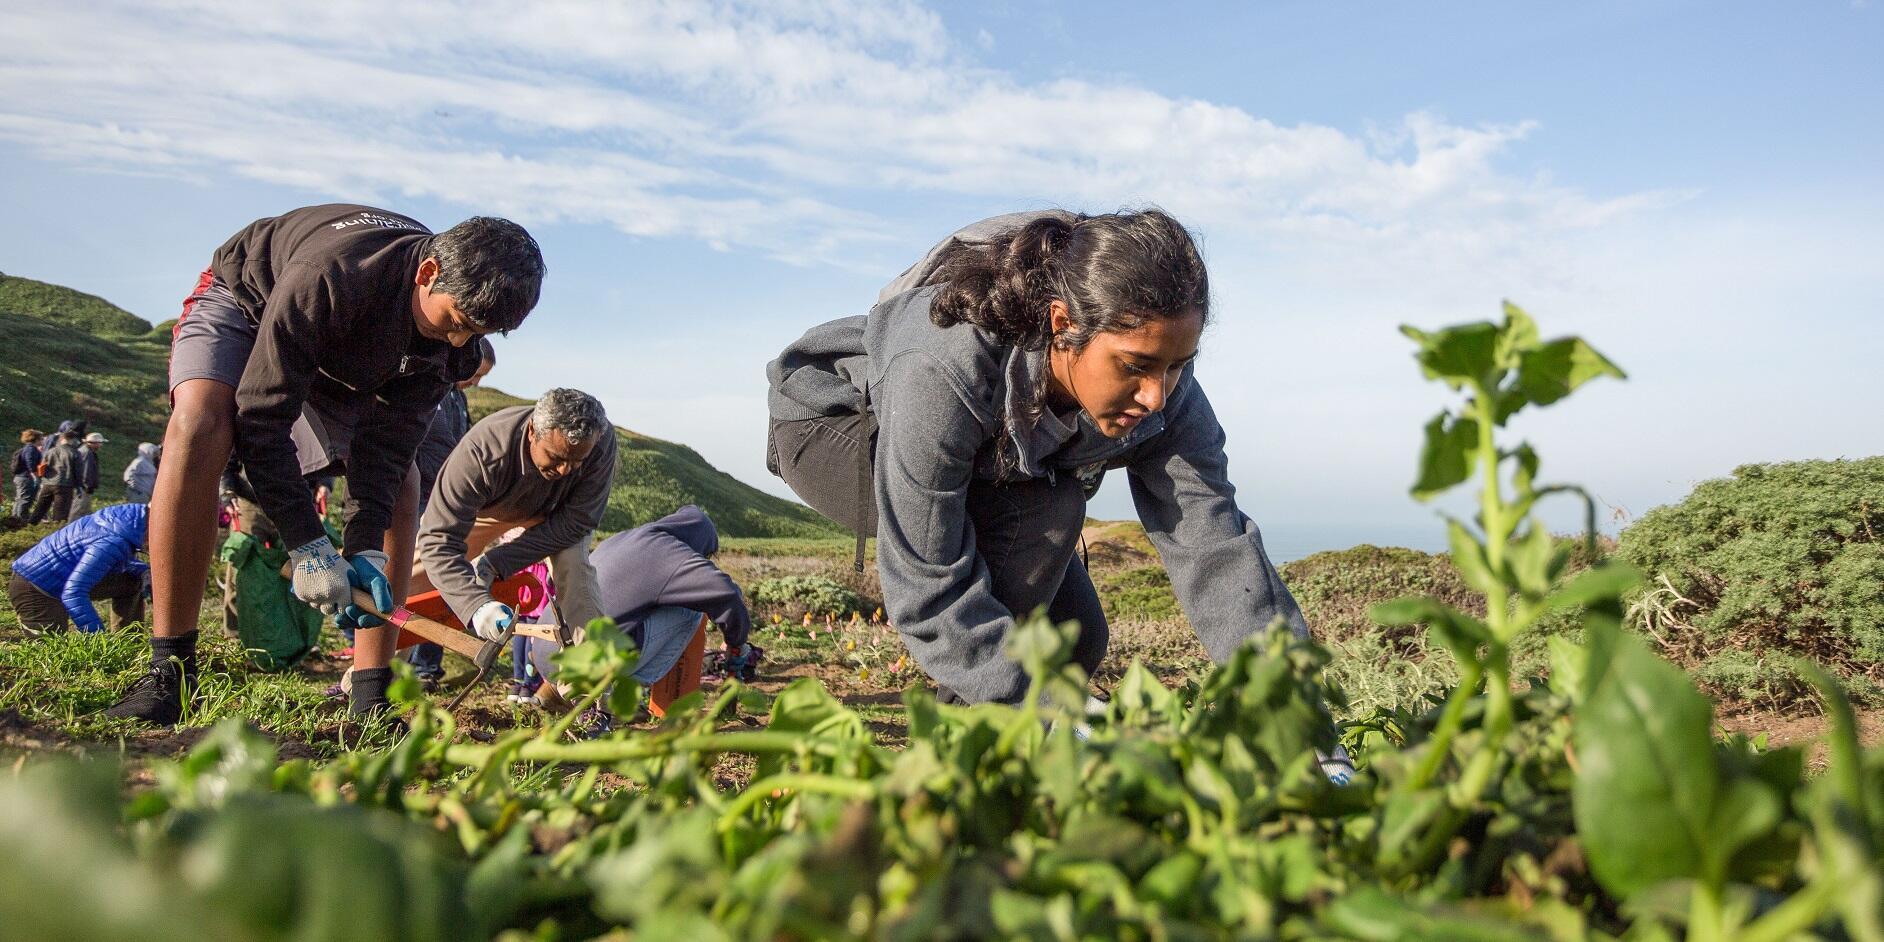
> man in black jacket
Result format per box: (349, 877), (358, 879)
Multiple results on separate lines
(106, 204), (545, 725)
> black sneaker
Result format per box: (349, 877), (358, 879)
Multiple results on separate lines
(102, 664), (190, 725)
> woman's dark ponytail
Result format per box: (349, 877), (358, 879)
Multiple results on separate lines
(926, 215), (1076, 349)
(925, 209), (1208, 352)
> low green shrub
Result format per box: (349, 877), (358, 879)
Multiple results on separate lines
(1093, 565), (1182, 622)
(1619, 457), (1884, 698)
(749, 575), (863, 618)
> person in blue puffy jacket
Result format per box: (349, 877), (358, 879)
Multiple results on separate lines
(6, 503), (150, 635)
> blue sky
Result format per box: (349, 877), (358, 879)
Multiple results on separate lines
(2, 0), (1878, 559)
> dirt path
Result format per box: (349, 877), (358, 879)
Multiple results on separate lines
(1717, 706), (1884, 768)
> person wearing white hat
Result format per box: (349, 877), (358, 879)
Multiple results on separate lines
(70, 432), (108, 519)
(123, 442), (160, 504)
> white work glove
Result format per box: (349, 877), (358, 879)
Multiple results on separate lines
(471, 600), (516, 643)
(472, 554), (500, 590)
(1317, 745), (1357, 786)
(287, 537), (350, 614)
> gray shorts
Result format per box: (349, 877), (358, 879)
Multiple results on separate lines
(170, 271), (356, 477)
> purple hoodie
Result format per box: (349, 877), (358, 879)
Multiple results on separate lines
(589, 505), (751, 648)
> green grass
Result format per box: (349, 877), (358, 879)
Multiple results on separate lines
(0, 310), (172, 449)
(0, 271), (152, 337)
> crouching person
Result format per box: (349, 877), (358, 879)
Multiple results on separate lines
(7, 503), (150, 636)
(585, 505), (762, 689)
(413, 388), (617, 685)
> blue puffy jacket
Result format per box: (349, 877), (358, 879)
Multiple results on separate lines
(12, 503), (150, 632)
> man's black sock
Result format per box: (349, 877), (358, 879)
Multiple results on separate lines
(151, 631), (198, 678)
(350, 667), (394, 716)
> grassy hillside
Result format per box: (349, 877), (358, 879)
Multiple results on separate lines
(0, 271), (154, 337)
(0, 270), (838, 538)
(0, 273), (171, 450)
(467, 386), (839, 537)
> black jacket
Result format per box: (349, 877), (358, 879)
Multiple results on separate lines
(211, 204), (480, 553)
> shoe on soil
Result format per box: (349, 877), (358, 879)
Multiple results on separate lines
(569, 707), (615, 740)
(506, 678), (542, 703)
(102, 665), (190, 726)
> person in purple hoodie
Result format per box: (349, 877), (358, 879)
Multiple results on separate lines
(6, 503), (150, 635)
(581, 505), (762, 685)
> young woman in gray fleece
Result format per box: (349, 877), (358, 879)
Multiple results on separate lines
(765, 209), (1311, 707)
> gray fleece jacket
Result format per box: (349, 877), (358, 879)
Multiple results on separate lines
(766, 211), (1308, 703)
(417, 405), (619, 624)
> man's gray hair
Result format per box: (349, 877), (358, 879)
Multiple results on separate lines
(531, 388), (609, 445)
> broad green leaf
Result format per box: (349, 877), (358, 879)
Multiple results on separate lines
(1413, 412), (1481, 500)
(1447, 519), (1500, 596)
(1136, 851), (1203, 908)
(1495, 301), (1541, 368)
(1003, 608), (1078, 674)
(1541, 562), (1642, 614)
(1401, 321), (1502, 390)
(1515, 337), (1625, 408)
(1573, 635), (1719, 897)
(1702, 777), (1783, 878)
(1506, 522), (1557, 603)
(1321, 887), (1552, 941)
(1546, 636), (1588, 701)
(1114, 659), (1174, 721)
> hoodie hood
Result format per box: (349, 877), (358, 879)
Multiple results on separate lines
(644, 505), (719, 557)
(137, 443), (159, 461)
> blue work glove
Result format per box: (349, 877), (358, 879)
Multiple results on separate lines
(337, 550), (393, 631)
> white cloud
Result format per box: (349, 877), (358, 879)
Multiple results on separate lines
(16, 0), (1864, 556)
(0, 0), (1667, 268)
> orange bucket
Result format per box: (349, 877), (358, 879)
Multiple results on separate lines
(397, 570), (544, 650)
(647, 614), (709, 718)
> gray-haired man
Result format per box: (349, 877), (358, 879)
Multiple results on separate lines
(413, 388), (617, 650)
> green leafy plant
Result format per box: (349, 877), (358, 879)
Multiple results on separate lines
(750, 575), (864, 618)
(3, 302), (1880, 940)
(1619, 456), (1884, 702)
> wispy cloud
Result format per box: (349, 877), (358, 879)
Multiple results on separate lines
(0, 0), (1670, 267)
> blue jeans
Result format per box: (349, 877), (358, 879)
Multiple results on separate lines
(407, 641), (444, 677)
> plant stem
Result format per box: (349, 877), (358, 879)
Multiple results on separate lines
(1472, 386), (1510, 641)
(441, 731), (858, 768)
(1736, 876), (1835, 942)
(716, 773), (877, 830)
(1406, 660), (1483, 791)
(1688, 880), (1728, 942)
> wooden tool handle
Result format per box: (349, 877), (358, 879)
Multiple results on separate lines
(351, 588), (488, 661)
